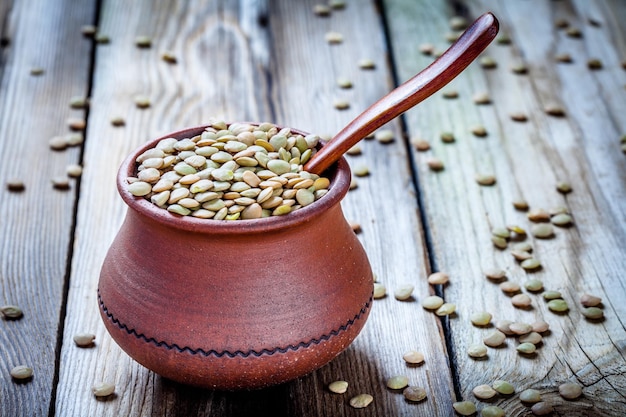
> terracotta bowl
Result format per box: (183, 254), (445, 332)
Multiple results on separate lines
(98, 124), (373, 390)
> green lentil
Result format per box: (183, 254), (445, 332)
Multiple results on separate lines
(403, 386), (427, 402)
(582, 307), (604, 320)
(521, 258), (541, 270)
(492, 227), (510, 239)
(470, 311), (492, 326)
(520, 389), (542, 403)
(531, 224), (554, 238)
(386, 375), (409, 390)
(559, 382), (583, 399)
(328, 380), (348, 394)
(547, 299), (569, 312)
(73, 333), (96, 347)
(313, 4), (331, 16)
(373, 283), (386, 299)
(92, 382), (115, 397)
(10, 365), (33, 381)
(435, 303), (456, 316)
(513, 242), (533, 252)
(517, 342), (537, 354)
(349, 394), (373, 409)
(542, 291), (562, 300)
(551, 213), (573, 227)
(481, 406), (505, 417)
(491, 236), (507, 249)
(353, 165), (369, 177)
(524, 279), (544, 292)
(492, 380), (515, 395)
(394, 284), (414, 301)
(422, 295), (444, 310)
(1, 305), (23, 320)
(473, 384), (497, 400)
(453, 401), (477, 416)
(402, 350), (425, 365)
(468, 344), (488, 358)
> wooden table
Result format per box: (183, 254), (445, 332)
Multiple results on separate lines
(1, 0), (624, 416)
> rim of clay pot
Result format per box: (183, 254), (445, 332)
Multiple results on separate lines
(117, 124), (351, 234)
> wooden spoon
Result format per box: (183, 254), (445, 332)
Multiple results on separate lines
(304, 12), (499, 175)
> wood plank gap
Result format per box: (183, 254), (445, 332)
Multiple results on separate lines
(47, 2), (102, 416)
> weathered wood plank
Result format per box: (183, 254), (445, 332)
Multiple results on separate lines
(55, 0), (455, 416)
(385, 0), (626, 415)
(0, 1), (95, 416)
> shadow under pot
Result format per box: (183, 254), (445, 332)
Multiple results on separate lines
(98, 124), (374, 390)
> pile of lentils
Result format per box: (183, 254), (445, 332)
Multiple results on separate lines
(126, 121), (331, 220)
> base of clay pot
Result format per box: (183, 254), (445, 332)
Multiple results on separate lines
(98, 290), (371, 390)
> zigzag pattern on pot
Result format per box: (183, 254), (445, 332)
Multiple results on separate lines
(98, 289), (372, 358)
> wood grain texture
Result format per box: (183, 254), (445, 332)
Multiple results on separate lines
(0, 1), (95, 416)
(55, 0), (453, 416)
(384, 0), (626, 415)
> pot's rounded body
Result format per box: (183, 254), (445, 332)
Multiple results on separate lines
(98, 125), (373, 390)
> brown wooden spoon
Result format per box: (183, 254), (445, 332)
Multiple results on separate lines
(304, 12), (499, 175)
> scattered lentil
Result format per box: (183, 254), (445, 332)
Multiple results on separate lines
(333, 99), (350, 110)
(524, 279), (544, 292)
(73, 333), (96, 347)
(473, 384), (497, 400)
(512, 294), (532, 308)
(337, 77), (352, 89)
(110, 116), (125, 127)
(565, 27), (582, 38)
(422, 295), (444, 310)
(419, 43), (434, 55)
(471, 125), (488, 137)
(440, 132), (455, 143)
(1, 305), (23, 320)
(135, 35), (152, 48)
(555, 52), (573, 63)
(519, 332), (543, 345)
(496, 34), (511, 45)
(403, 350), (425, 365)
(520, 389), (542, 403)
(10, 365), (33, 381)
(511, 63), (528, 74)
(350, 222), (361, 234)
(427, 157), (444, 171)
(509, 322), (532, 335)
(435, 303), (456, 316)
(483, 330), (506, 347)
(521, 258), (541, 270)
(544, 105), (565, 117)
(495, 320), (514, 335)
(512, 199), (529, 211)
(6, 179), (25, 192)
(484, 268), (506, 280)
(510, 112), (528, 122)
(81, 25), (97, 37)
(428, 272), (449, 285)
(580, 294), (602, 307)
(480, 56), (497, 69)
(531, 320), (550, 333)
(531, 402), (554, 416)
(443, 31), (459, 43)
(134, 95), (151, 108)
(358, 59), (376, 69)
(476, 174), (496, 186)
(403, 386), (427, 402)
(473, 92), (491, 104)
(531, 224), (554, 239)
(511, 250), (532, 261)
(50, 136), (68, 151)
(161, 51), (177, 64)
(412, 138), (430, 151)
(481, 405), (505, 417)
(69, 96), (89, 109)
(500, 281), (520, 293)
(468, 344), (488, 358)
(373, 283), (386, 299)
(449, 16), (468, 30)
(375, 129), (394, 144)
(453, 401), (477, 416)
(551, 213), (573, 227)
(386, 375), (409, 390)
(582, 307), (604, 320)
(328, 380), (348, 394)
(30, 67), (44, 76)
(470, 311), (492, 326)
(492, 380), (515, 395)
(95, 33), (110, 44)
(559, 382), (583, 400)
(394, 284), (414, 301)
(442, 90), (459, 99)
(52, 177), (70, 190)
(328, 0), (346, 9)
(515, 342), (537, 355)
(556, 182), (572, 194)
(92, 382), (115, 397)
(527, 208), (550, 222)
(349, 394), (373, 409)
(547, 299), (569, 312)
(542, 291), (562, 300)
(66, 164), (83, 177)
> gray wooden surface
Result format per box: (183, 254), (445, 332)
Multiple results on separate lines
(0, 0), (624, 416)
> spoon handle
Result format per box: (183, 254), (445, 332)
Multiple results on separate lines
(305, 12), (499, 175)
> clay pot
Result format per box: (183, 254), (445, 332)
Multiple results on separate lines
(98, 124), (373, 390)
